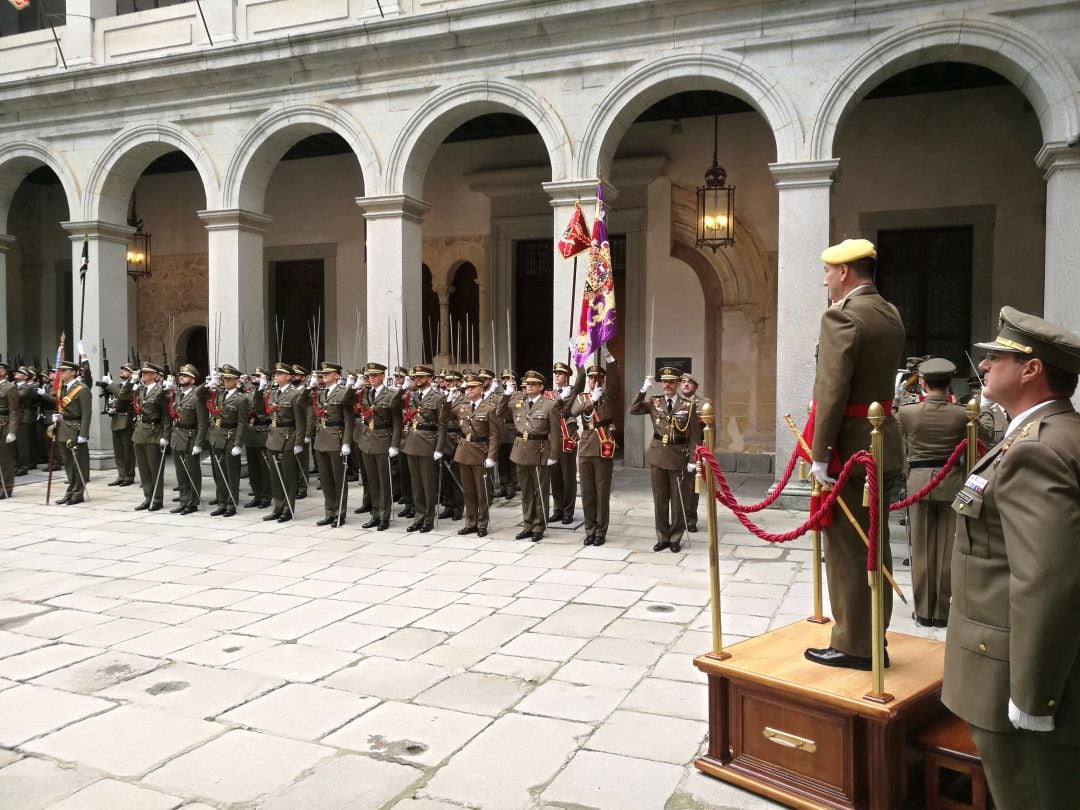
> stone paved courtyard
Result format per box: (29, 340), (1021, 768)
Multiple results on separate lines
(0, 463), (933, 809)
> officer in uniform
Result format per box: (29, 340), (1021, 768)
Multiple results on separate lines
(132, 361), (172, 511)
(354, 361), (402, 531)
(497, 368), (519, 499)
(571, 352), (619, 546)
(290, 364), (313, 499)
(40, 360), (92, 504)
(167, 364), (207, 515)
(311, 362), (354, 526)
(451, 373), (499, 536)
(244, 368), (272, 509)
(100, 362), (137, 486)
(206, 364), (248, 517)
(895, 358), (968, 628)
(507, 370), (561, 542)
(402, 365), (447, 533)
(943, 307), (1080, 808)
(390, 365), (412, 509)
(438, 368), (465, 521)
(0, 361), (18, 497)
(547, 361), (585, 524)
(803, 238), (905, 671)
(678, 373), (707, 532)
(13, 366), (37, 476)
(630, 366), (702, 552)
(264, 362), (308, 523)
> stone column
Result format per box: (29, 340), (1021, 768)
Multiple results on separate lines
(62, 0), (114, 67)
(198, 209), (272, 370)
(0, 234), (13, 352)
(436, 287), (452, 367)
(355, 194), (429, 368)
(198, 0), (238, 45)
(768, 160), (839, 481)
(61, 220), (134, 467)
(1037, 144), (1080, 342)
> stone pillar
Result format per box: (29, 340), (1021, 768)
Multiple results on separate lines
(1037, 144), (1080, 341)
(543, 179), (618, 368)
(61, 220), (134, 467)
(197, 0), (238, 45)
(198, 209), (271, 370)
(436, 287), (452, 367)
(0, 234), (13, 352)
(768, 160), (839, 480)
(355, 194), (429, 368)
(62, 0), (114, 67)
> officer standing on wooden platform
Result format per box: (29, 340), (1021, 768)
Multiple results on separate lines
(630, 366), (702, 552)
(206, 364), (248, 518)
(264, 362), (308, 523)
(895, 357), (968, 628)
(132, 361), (172, 512)
(507, 370), (561, 542)
(355, 362), (402, 532)
(168, 364), (207, 515)
(402, 365), (446, 533)
(311, 362), (354, 527)
(571, 351), (619, 546)
(451, 373), (499, 536)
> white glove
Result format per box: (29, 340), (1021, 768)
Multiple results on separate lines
(433, 450), (443, 461)
(210, 374), (221, 387)
(340, 443), (351, 457)
(38, 387), (47, 396)
(258, 376), (268, 391)
(641, 375), (654, 392)
(484, 458), (496, 469)
(388, 447), (399, 458)
(345, 374), (356, 388)
(1008, 699), (1054, 732)
(308, 374), (318, 388)
(687, 462), (696, 473)
(304, 436), (311, 444)
(77, 436), (88, 445)
(5, 432), (14, 444)
(810, 461), (835, 487)
(402, 376), (413, 390)
(591, 386), (603, 400)
(230, 445), (241, 456)
(77, 340), (85, 357)
(545, 457), (557, 466)
(293, 445), (303, 455)
(488, 381), (499, 394)
(51, 412), (61, 423)
(192, 445), (202, 455)
(503, 383), (514, 395)
(603, 347), (616, 364)
(100, 373), (113, 385)
(159, 437), (168, 448)
(559, 386), (572, 399)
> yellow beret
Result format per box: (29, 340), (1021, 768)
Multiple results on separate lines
(821, 238), (876, 265)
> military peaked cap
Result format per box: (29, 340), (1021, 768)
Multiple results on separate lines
(976, 306), (1080, 374)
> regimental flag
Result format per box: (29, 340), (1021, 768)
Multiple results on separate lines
(571, 182), (617, 366)
(52, 334), (64, 397)
(8, 0), (31, 11)
(557, 201), (591, 259)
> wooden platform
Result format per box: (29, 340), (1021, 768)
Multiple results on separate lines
(694, 620), (947, 810)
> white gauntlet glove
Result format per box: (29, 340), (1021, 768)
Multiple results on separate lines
(77, 436), (88, 445)
(687, 462), (696, 473)
(545, 457), (558, 466)
(433, 451), (443, 461)
(51, 412), (61, 423)
(1009, 699), (1055, 732)
(810, 460), (835, 487)
(191, 445), (202, 455)
(590, 386), (603, 400)
(5, 433), (15, 444)
(230, 445), (242, 457)
(293, 445), (303, 455)
(100, 373), (113, 385)
(158, 437), (168, 448)
(388, 447), (399, 458)
(484, 458), (496, 469)
(402, 376), (413, 391)
(640, 375), (654, 392)
(340, 443), (351, 457)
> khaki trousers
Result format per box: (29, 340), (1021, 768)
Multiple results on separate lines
(650, 466), (686, 542)
(268, 450), (299, 515)
(460, 463), (490, 529)
(969, 724), (1080, 810)
(361, 451), (392, 520)
(173, 450), (201, 508)
(579, 455), (613, 538)
(517, 463), (549, 533)
(407, 453), (438, 524)
(134, 442), (166, 505)
(315, 450), (348, 518)
(908, 499), (955, 623)
(112, 426), (136, 481)
(549, 444), (577, 519)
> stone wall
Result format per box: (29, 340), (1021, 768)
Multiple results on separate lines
(135, 253), (208, 366)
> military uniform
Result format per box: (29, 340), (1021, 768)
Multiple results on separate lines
(496, 369), (519, 498)
(264, 363), (309, 522)
(103, 364), (137, 485)
(547, 361), (585, 524)
(390, 366), (413, 512)
(311, 362), (355, 526)
(206, 365), (248, 517)
(629, 368), (703, 552)
(438, 370), (465, 521)
(13, 367), (38, 475)
(245, 369), (273, 509)
(571, 361), (620, 546)
(41, 363), (92, 504)
(805, 239), (905, 667)
(167, 365), (208, 514)
(354, 362), (403, 530)
(943, 308), (1080, 809)
(508, 370), (561, 541)
(451, 375), (500, 535)
(895, 358), (969, 627)
(0, 363), (18, 496)
(402, 366), (447, 532)
(132, 363), (173, 511)
(291, 365), (313, 499)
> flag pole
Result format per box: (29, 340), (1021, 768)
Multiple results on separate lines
(45, 332), (65, 505)
(78, 240), (88, 341)
(566, 252), (578, 368)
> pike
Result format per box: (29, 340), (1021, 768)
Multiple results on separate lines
(44, 332), (65, 505)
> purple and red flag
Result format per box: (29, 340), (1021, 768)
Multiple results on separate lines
(571, 182), (617, 366)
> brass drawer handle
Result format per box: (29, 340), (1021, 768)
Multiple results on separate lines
(763, 727), (817, 754)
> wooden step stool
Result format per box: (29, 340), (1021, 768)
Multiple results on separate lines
(914, 713), (990, 810)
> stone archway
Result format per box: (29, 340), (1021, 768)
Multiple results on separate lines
(0, 140), (80, 228)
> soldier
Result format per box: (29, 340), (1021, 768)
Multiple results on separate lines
(943, 308), (1080, 808)
(290, 364), (313, 499)
(451, 373), (499, 536)
(132, 361), (172, 511)
(354, 361), (402, 531)
(206, 364), (248, 517)
(803, 238), (905, 671)
(0, 361), (21, 498)
(264, 362), (308, 523)
(630, 367), (702, 552)
(895, 358), (968, 628)
(547, 361), (585, 525)
(311, 362), (354, 527)
(571, 352), (619, 546)
(40, 360), (93, 504)
(438, 368), (465, 521)
(506, 370), (561, 542)
(389, 365), (413, 512)
(496, 369), (519, 499)
(678, 373), (707, 533)
(168, 364), (207, 515)
(476, 368), (502, 499)
(12, 366), (36, 476)
(243, 367), (273, 509)
(402, 365), (447, 533)
(99, 362), (137, 486)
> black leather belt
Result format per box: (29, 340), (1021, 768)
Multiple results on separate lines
(63, 416), (81, 422)
(468, 435), (488, 443)
(275, 421), (296, 428)
(909, 459), (948, 469)
(323, 420), (344, 427)
(515, 432), (544, 440)
(415, 424), (437, 432)
(254, 417), (271, 426)
(179, 421), (198, 430)
(654, 432), (687, 444)
(219, 422), (238, 429)
(139, 416), (161, 424)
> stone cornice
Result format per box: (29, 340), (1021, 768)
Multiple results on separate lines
(61, 220), (136, 244)
(196, 209), (274, 234)
(1035, 141), (1080, 180)
(542, 178), (620, 207)
(355, 194), (431, 223)
(768, 160), (841, 189)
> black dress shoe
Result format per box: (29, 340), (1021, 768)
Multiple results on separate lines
(210, 506), (227, 517)
(438, 508), (454, 519)
(687, 523), (698, 533)
(670, 541), (682, 553)
(118, 480), (133, 487)
(458, 526), (478, 535)
(530, 532), (543, 542)
(56, 494), (71, 505)
(547, 512), (562, 523)
(804, 646), (889, 670)
(149, 503), (163, 512)
(399, 506), (415, 518)
(67, 495), (84, 505)
(134, 501), (150, 511)
(296, 491), (307, 500)
(170, 505), (186, 514)
(355, 503), (372, 514)
(263, 511), (283, 522)
(561, 515), (574, 525)
(583, 535), (595, 546)
(477, 529), (487, 537)
(452, 511), (463, 521)
(180, 505), (198, 515)
(515, 530), (532, 540)
(108, 478), (124, 486)
(222, 506), (236, 517)
(277, 512), (293, 523)
(593, 536), (606, 546)
(315, 515), (337, 526)
(932, 619), (948, 628)
(244, 498), (260, 508)
(377, 520), (389, 531)
(913, 613), (934, 628)
(406, 522), (422, 532)
(653, 541), (671, 552)
(362, 518), (379, 529)
(419, 523), (433, 533)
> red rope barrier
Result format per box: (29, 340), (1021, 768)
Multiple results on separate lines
(702, 445), (801, 514)
(889, 438), (968, 511)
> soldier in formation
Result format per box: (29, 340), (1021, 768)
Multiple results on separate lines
(450, 373), (499, 536)
(571, 351), (619, 546)
(547, 361), (585, 525)
(402, 365), (446, 533)
(206, 364), (247, 517)
(355, 362), (402, 531)
(311, 362), (354, 527)
(168, 363), (207, 515)
(507, 369), (561, 542)
(263, 362), (308, 523)
(100, 362), (137, 486)
(0, 361), (17, 498)
(132, 361), (171, 512)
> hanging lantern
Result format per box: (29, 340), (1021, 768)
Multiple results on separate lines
(695, 115), (735, 252)
(126, 193), (152, 281)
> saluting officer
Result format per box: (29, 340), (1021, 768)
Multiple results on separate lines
(244, 368), (273, 509)
(13, 366), (38, 476)
(438, 369), (465, 521)
(547, 361), (585, 525)
(630, 367), (702, 552)
(402, 365), (447, 533)
(895, 358), (968, 628)
(132, 362), (172, 511)
(100, 362), (137, 486)
(290, 364), (313, 499)
(507, 370), (561, 542)
(571, 352), (619, 546)
(311, 362), (355, 527)
(263, 362), (308, 523)
(452, 373), (499, 536)
(0, 361), (18, 497)
(496, 369), (519, 499)
(168, 364), (207, 515)
(206, 364), (248, 517)
(390, 365), (412, 509)
(354, 362), (402, 532)
(678, 373), (708, 533)
(41, 360), (92, 504)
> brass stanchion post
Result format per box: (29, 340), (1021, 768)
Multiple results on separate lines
(965, 393), (980, 474)
(864, 402), (893, 704)
(699, 402), (730, 661)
